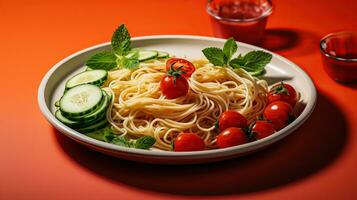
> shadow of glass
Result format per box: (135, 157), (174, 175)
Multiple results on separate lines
(338, 82), (357, 90)
(54, 92), (348, 196)
(259, 28), (320, 57)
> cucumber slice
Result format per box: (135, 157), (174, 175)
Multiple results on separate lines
(66, 69), (107, 89)
(76, 118), (108, 133)
(66, 91), (109, 122)
(56, 109), (106, 128)
(138, 50), (158, 61)
(157, 51), (169, 59)
(55, 110), (82, 127)
(60, 84), (103, 116)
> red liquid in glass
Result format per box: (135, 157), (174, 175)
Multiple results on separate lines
(208, 0), (271, 44)
(321, 33), (357, 83)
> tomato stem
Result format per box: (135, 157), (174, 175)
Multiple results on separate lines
(167, 64), (186, 86)
(273, 81), (290, 95)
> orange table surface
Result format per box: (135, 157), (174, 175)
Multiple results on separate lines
(1, 0), (357, 199)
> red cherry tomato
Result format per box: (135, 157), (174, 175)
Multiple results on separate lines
(166, 58), (195, 78)
(268, 82), (298, 107)
(252, 120), (275, 139)
(216, 127), (248, 148)
(218, 110), (248, 131)
(174, 132), (205, 151)
(263, 101), (293, 130)
(160, 75), (189, 99)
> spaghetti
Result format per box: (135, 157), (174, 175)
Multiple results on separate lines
(104, 59), (268, 150)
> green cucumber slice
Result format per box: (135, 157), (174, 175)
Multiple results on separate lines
(157, 51), (169, 59)
(65, 69), (107, 89)
(138, 50), (158, 61)
(66, 91), (109, 122)
(55, 110), (81, 127)
(76, 118), (108, 133)
(55, 109), (106, 128)
(60, 84), (103, 116)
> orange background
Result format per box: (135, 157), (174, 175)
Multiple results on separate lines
(1, 0), (357, 199)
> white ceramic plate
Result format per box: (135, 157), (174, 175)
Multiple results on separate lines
(38, 35), (317, 164)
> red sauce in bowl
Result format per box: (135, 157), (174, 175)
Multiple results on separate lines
(207, 0), (272, 44)
(320, 32), (357, 83)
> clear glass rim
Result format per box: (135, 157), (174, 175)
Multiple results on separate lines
(206, 0), (273, 23)
(320, 31), (357, 62)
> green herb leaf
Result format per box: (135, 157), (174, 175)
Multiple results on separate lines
(202, 47), (226, 66)
(249, 69), (266, 77)
(86, 127), (114, 142)
(111, 136), (131, 147)
(230, 50), (272, 73)
(95, 127), (155, 149)
(223, 38), (238, 63)
(111, 24), (131, 56)
(86, 51), (117, 70)
(102, 128), (130, 146)
(118, 51), (139, 69)
(86, 130), (106, 141)
(103, 128), (115, 142)
(134, 136), (156, 149)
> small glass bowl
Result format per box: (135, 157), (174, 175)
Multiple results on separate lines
(206, 0), (273, 44)
(320, 31), (357, 83)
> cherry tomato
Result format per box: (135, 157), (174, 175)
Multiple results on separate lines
(166, 58), (195, 78)
(216, 127), (248, 148)
(160, 67), (189, 99)
(174, 132), (205, 151)
(263, 101), (293, 130)
(252, 120), (275, 139)
(218, 110), (247, 131)
(268, 82), (298, 107)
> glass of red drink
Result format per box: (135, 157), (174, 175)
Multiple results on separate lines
(206, 0), (273, 44)
(320, 32), (357, 83)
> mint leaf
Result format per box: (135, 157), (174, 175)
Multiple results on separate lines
(202, 47), (225, 66)
(86, 130), (106, 141)
(230, 51), (272, 71)
(102, 128), (131, 147)
(249, 69), (266, 77)
(229, 54), (246, 67)
(120, 57), (139, 69)
(118, 50), (139, 69)
(111, 136), (131, 147)
(223, 38), (237, 63)
(230, 50), (272, 75)
(86, 51), (117, 70)
(86, 127), (116, 142)
(97, 127), (155, 149)
(134, 136), (156, 149)
(103, 128), (115, 142)
(111, 24), (131, 56)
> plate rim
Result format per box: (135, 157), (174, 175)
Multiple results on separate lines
(38, 35), (317, 158)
